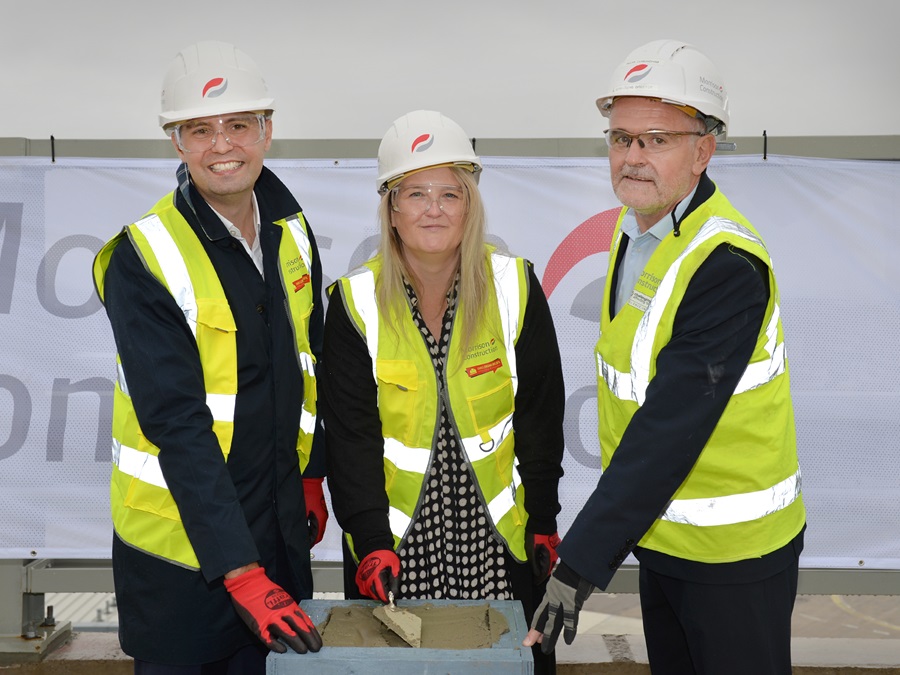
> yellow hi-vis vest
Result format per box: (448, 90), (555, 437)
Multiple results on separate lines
(92, 192), (318, 569)
(333, 247), (531, 562)
(596, 188), (805, 563)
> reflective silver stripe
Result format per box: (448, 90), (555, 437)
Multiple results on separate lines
(205, 393), (235, 423)
(383, 437), (431, 474)
(131, 214), (237, 425)
(346, 268), (379, 382)
(298, 351), (315, 376)
(117, 362), (129, 396)
(600, 217), (782, 404)
(661, 468), (802, 526)
(299, 411), (316, 436)
(385, 440), (522, 536)
(113, 439), (168, 489)
(388, 505), (412, 541)
(133, 215), (198, 337)
(284, 215), (313, 275)
(490, 252), (521, 396)
(734, 306), (785, 395)
(460, 413), (514, 460)
(597, 354), (639, 403)
(281, 216), (317, 437)
(118, 347), (235, 424)
(599, 335), (785, 402)
(486, 460), (522, 525)
(297, 351), (317, 434)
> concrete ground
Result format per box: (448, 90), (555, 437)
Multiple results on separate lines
(556, 593), (900, 673)
(2, 593), (898, 673)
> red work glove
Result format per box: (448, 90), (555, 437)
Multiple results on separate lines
(355, 549), (400, 603)
(527, 532), (562, 582)
(302, 477), (328, 547)
(223, 566), (322, 654)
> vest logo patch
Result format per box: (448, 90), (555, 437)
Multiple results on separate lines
(466, 359), (502, 377)
(286, 256), (306, 275)
(628, 291), (651, 312)
(635, 271), (661, 294)
(466, 338), (499, 361)
(292, 274), (310, 292)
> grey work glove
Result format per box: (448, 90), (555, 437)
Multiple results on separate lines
(529, 561), (595, 654)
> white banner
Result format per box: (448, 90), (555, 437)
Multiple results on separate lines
(1, 154), (897, 572)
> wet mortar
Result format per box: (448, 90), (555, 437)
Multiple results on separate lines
(318, 603), (509, 649)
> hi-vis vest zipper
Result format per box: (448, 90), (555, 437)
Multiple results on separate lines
(333, 247), (531, 562)
(596, 187), (805, 563)
(92, 192), (318, 569)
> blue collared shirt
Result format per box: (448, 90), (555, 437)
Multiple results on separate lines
(613, 184), (699, 316)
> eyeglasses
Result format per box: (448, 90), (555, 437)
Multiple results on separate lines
(391, 183), (466, 216)
(604, 129), (707, 154)
(173, 114), (267, 153)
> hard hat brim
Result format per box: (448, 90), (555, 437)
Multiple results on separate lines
(160, 100), (275, 131)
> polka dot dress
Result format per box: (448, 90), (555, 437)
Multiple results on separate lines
(397, 276), (511, 601)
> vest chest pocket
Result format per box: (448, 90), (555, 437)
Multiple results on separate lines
(466, 379), (515, 439)
(375, 359), (422, 447)
(194, 298), (238, 388)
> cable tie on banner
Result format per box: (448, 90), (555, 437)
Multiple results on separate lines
(763, 130), (768, 161)
(51, 135), (56, 163)
(471, 137), (477, 153)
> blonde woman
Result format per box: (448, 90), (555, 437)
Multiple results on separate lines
(322, 111), (565, 673)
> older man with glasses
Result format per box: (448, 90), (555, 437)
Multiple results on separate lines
(92, 41), (326, 674)
(526, 40), (807, 675)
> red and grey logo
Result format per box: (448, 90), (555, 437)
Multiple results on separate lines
(411, 133), (434, 153)
(542, 208), (619, 299)
(623, 64), (651, 83)
(202, 77), (228, 98)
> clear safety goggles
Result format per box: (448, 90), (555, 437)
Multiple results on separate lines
(173, 114), (267, 153)
(604, 129), (707, 154)
(390, 183), (466, 216)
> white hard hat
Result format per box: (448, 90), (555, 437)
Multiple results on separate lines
(596, 40), (729, 136)
(159, 41), (274, 130)
(376, 110), (482, 194)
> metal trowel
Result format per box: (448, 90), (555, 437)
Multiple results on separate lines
(373, 591), (422, 648)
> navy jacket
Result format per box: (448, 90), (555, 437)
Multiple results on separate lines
(102, 165), (324, 663)
(559, 173), (804, 589)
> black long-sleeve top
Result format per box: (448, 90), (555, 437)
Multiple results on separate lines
(558, 173), (804, 589)
(101, 165), (324, 663)
(321, 262), (565, 561)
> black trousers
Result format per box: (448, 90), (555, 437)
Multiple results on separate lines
(639, 559), (799, 675)
(133, 644), (268, 675)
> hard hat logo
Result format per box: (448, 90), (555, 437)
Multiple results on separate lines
(202, 78), (228, 99)
(411, 134), (434, 153)
(624, 64), (652, 83)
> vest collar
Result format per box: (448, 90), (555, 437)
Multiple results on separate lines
(174, 164), (302, 243)
(676, 171), (716, 228)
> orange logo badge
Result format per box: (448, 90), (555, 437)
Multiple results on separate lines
(292, 274), (310, 292)
(466, 359), (502, 378)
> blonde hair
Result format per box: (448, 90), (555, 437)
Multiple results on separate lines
(376, 166), (492, 355)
